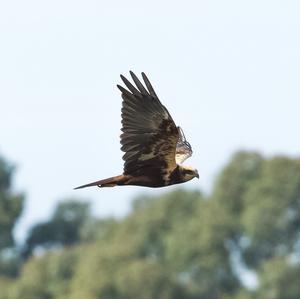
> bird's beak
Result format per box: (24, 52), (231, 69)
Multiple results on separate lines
(196, 171), (199, 179)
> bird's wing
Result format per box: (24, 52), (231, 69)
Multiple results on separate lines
(175, 126), (193, 164)
(118, 71), (179, 176)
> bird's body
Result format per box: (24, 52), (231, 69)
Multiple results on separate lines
(75, 71), (198, 190)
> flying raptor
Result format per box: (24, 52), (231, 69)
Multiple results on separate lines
(75, 71), (199, 189)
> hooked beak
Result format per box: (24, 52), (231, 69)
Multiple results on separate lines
(195, 171), (199, 179)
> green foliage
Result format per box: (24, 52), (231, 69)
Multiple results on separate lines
(9, 249), (78, 299)
(0, 155), (24, 277)
(257, 258), (300, 299)
(1, 150), (300, 298)
(0, 156), (24, 249)
(67, 242), (185, 299)
(164, 200), (238, 297)
(0, 277), (14, 299)
(79, 218), (118, 243)
(113, 260), (184, 299)
(23, 200), (92, 258)
(242, 157), (300, 267)
(0, 249), (22, 277)
(212, 151), (264, 215)
(212, 152), (300, 270)
(128, 189), (203, 259)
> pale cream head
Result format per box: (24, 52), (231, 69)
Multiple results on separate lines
(180, 165), (199, 182)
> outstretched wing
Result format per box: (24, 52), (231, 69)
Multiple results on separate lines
(175, 126), (193, 164)
(118, 71), (179, 176)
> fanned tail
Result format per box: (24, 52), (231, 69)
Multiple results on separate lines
(74, 175), (126, 189)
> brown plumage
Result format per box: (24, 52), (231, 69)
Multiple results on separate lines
(74, 71), (198, 189)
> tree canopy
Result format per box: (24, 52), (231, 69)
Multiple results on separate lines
(22, 200), (92, 259)
(1, 151), (300, 299)
(0, 155), (24, 277)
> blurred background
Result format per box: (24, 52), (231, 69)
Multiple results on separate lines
(0, 0), (300, 298)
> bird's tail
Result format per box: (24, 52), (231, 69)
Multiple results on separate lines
(74, 175), (126, 189)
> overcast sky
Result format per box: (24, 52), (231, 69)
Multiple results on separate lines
(0, 0), (299, 241)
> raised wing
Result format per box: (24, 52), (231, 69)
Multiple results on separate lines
(175, 126), (193, 164)
(118, 71), (179, 176)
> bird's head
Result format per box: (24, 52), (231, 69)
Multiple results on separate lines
(180, 165), (199, 182)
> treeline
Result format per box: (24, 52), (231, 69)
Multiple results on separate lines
(0, 151), (300, 299)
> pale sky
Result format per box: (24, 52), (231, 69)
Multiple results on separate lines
(0, 0), (299, 241)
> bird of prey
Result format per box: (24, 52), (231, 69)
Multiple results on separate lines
(75, 71), (199, 189)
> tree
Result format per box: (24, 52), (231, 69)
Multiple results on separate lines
(257, 258), (300, 299)
(8, 248), (78, 299)
(211, 151), (300, 295)
(23, 200), (92, 258)
(0, 154), (24, 277)
(241, 156), (300, 267)
(2, 150), (300, 299)
(67, 189), (239, 299)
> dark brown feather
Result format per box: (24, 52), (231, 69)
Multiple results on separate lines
(141, 72), (159, 98)
(74, 175), (127, 189)
(129, 71), (149, 95)
(119, 72), (179, 178)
